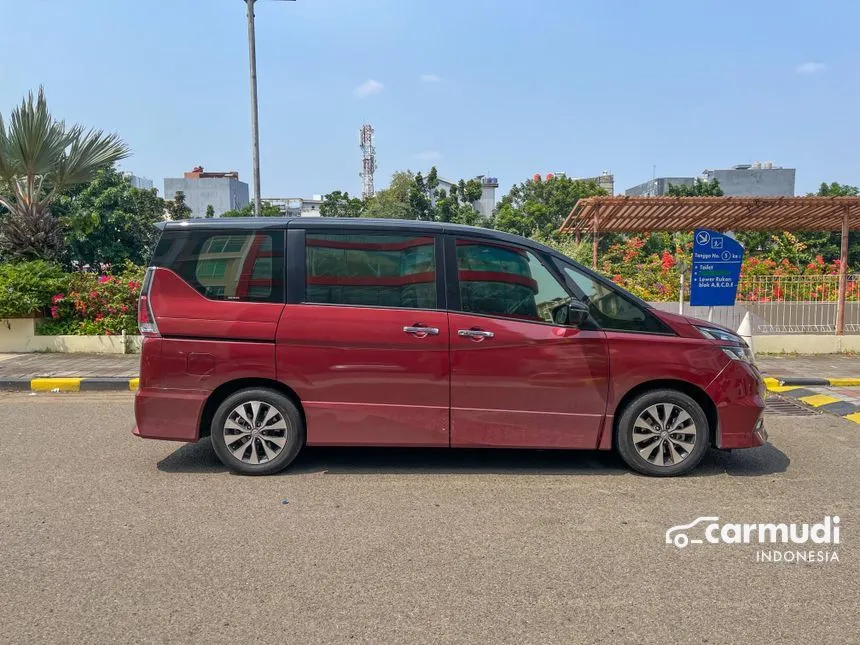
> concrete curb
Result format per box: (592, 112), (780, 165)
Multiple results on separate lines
(0, 377), (139, 392)
(764, 377), (860, 424)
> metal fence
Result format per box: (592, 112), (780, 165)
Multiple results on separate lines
(648, 274), (860, 335)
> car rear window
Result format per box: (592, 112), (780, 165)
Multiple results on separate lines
(151, 229), (285, 303)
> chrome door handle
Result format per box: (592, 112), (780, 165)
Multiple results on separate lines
(458, 329), (494, 339)
(403, 326), (440, 336)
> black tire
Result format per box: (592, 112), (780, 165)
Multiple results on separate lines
(615, 389), (710, 477)
(210, 388), (305, 476)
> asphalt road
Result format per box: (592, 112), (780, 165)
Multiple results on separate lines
(0, 393), (857, 645)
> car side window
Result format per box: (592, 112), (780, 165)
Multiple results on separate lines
(151, 230), (284, 303)
(455, 239), (572, 324)
(304, 232), (437, 309)
(561, 264), (669, 334)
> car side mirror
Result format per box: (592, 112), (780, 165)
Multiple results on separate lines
(552, 301), (590, 327)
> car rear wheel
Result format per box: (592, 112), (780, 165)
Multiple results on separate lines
(210, 388), (304, 476)
(616, 389), (709, 477)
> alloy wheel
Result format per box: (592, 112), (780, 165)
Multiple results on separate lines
(223, 400), (290, 465)
(631, 403), (697, 467)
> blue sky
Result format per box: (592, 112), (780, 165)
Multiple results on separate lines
(1, 0), (858, 199)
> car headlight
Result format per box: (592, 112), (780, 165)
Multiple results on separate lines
(694, 326), (755, 363)
(721, 346), (755, 363)
(694, 325), (743, 344)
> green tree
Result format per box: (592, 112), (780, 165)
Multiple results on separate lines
(493, 175), (606, 238)
(409, 171), (432, 220)
(361, 168), (489, 224)
(166, 191), (192, 220)
(666, 178), (724, 196)
(320, 191), (363, 218)
(53, 166), (165, 266)
(205, 204), (215, 218)
(815, 181), (860, 197)
(0, 88), (130, 261)
(220, 201), (282, 217)
(361, 171), (415, 219)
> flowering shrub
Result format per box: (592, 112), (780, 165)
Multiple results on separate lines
(39, 262), (144, 335)
(562, 234), (855, 303)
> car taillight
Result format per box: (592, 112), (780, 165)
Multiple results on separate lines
(138, 267), (160, 337)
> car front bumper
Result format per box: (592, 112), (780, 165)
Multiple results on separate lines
(706, 360), (768, 450)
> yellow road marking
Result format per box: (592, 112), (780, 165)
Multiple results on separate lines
(766, 385), (801, 393)
(129, 378), (139, 391)
(797, 394), (842, 407)
(844, 412), (860, 424)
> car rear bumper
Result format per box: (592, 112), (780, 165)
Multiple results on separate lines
(706, 361), (767, 450)
(134, 387), (209, 442)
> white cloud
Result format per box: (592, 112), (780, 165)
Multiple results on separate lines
(796, 62), (825, 75)
(420, 73), (441, 83)
(354, 79), (384, 98)
(416, 150), (441, 160)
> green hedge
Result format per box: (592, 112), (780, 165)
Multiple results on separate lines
(0, 261), (67, 319)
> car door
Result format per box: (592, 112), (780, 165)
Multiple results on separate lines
(447, 235), (610, 449)
(275, 227), (450, 447)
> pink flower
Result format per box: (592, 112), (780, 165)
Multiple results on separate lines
(98, 275), (110, 284)
(51, 293), (64, 304)
(50, 306), (59, 319)
(89, 290), (98, 298)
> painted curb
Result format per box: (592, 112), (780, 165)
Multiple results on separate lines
(0, 377), (138, 392)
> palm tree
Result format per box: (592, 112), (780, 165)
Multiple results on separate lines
(0, 87), (130, 261)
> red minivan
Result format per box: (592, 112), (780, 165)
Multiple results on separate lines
(134, 218), (767, 476)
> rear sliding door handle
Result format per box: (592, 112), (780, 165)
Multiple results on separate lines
(458, 329), (494, 339)
(403, 326), (440, 336)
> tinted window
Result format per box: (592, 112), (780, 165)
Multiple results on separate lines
(151, 230), (284, 303)
(456, 240), (572, 323)
(561, 265), (669, 334)
(305, 233), (437, 309)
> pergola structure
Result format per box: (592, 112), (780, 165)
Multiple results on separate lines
(558, 196), (860, 334)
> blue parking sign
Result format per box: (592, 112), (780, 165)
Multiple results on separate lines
(690, 229), (744, 307)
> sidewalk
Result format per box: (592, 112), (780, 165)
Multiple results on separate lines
(755, 355), (860, 379)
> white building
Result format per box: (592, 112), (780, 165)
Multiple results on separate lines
(263, 196), (325, 217)
(124, 173), (154, 191)
(164, 167), (250, 218)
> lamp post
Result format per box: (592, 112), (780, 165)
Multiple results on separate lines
(244, 0), (294, 216)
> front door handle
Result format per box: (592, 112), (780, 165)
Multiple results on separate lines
(458, 329), (495, 339)
(403, 325), (440, 337)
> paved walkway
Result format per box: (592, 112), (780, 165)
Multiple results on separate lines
(0, 353), (139, 378)
(755, 354), (860, 378)
(0, 352), (856, 380)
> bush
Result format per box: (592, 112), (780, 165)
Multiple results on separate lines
(44, 261), (144, 335)
(0, 260), (67, 319)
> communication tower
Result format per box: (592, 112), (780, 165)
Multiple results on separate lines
(359, 124), (377, 199)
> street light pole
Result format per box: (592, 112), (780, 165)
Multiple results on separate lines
(245, 0), (262, 216)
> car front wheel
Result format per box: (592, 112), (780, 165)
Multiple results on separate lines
(616, 389), (710, 477)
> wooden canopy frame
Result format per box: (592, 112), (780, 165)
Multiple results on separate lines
(558, 196), (860, 334)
